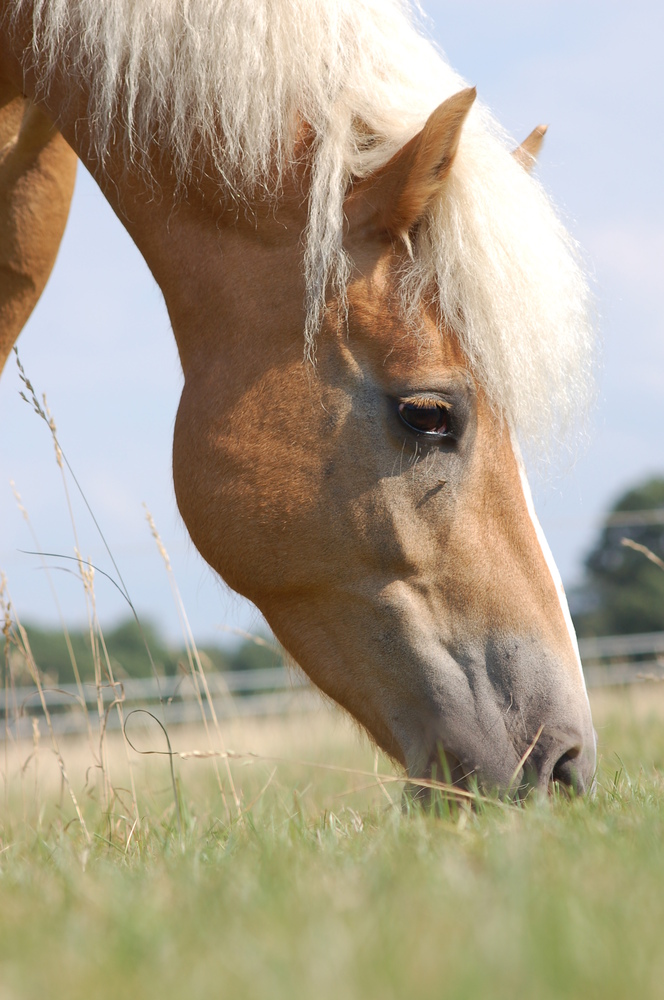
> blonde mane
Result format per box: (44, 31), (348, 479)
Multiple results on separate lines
(17, 0), (593, 447)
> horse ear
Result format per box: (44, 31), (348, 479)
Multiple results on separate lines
(512, 124), (548, 172)
(347, 87), (476, 239)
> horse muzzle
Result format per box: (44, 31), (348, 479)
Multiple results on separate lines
(395, 642), (597, 800)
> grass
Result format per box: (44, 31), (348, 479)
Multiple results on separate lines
(4, 355), (664, 998)
(2, 688), (664, 1000)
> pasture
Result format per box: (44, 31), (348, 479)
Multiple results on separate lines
(2, 1), (663, 995)
(2, 686), (664, 1000)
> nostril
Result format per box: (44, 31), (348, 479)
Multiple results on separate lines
(551, 747), (583, 793)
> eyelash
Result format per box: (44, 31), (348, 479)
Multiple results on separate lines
(398, 398), (452, 436)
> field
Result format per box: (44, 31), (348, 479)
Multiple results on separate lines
(2, 685), (664, 1000)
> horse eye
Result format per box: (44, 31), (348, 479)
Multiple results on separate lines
(398, 400), (451, 436)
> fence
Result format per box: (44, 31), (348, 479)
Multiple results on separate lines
(2, 632), (664, 738)
(578, 631), (664, 688)
(1, 666), (321, 739)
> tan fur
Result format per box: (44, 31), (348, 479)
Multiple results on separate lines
(0, 5), (595, 793)
(0, 79), (76, 367)
(513, 124), (548, 173)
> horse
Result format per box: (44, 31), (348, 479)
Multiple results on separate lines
(0, 0), (596, 795)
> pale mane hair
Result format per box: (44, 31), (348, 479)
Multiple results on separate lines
(18, 0), (594, 447)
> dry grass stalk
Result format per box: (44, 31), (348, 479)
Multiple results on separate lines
(14, 353), (142, 827)
(621, 537), (664, 571)
(144, 506), (242, 824)
(79, 556), (140, 827)
(169, 746), (496, 805)
(1, 584), (91, 843)
(10, 481), (93, 744)
(507, 723), (545, 794)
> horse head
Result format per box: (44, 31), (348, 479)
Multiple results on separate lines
(171, 89), (596, 796)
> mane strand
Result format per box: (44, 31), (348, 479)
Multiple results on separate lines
(14, 0), (594, 450)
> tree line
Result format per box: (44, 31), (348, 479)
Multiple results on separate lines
(3, 618), (284, 686)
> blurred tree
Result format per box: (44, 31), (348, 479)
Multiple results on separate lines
(225, 635), (283, 671)
(572, 477), (664, 637)
(2, 617), (282, 684)
(8, 618), (181, 684)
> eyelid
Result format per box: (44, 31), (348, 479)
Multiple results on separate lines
(399, 395), (452, 410)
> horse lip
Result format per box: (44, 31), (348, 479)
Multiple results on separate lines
(406, 714), (596, 801)
(403, 748), (472, 805)
(412, 747), (475, 794)
(424, 748), (469, 785)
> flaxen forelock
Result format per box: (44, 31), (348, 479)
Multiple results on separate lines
(16, 0), (594, 446)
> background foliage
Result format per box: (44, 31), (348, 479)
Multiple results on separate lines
(572, 476), (664, 637)
(2, 619), (284, 684)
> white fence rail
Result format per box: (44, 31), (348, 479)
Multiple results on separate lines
(1, 667), (322, 739)
(578, 631), (664, 688)
(2, 632), (664, 738)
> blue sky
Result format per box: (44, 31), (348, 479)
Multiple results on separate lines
(1, 1), (662, 644)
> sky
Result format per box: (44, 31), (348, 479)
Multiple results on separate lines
(1, 1), (662, 645)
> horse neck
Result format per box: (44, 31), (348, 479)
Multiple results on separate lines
(1, 4), (309, 378)
(145, 193), (309, 379)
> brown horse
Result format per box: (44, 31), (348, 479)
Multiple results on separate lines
(0, 0), (596, 795)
